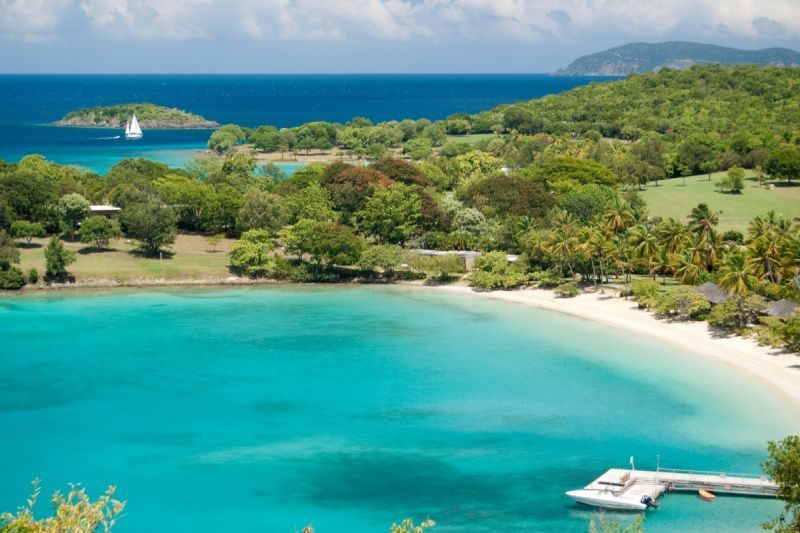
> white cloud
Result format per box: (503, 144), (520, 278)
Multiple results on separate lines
(0, 0), (72, 41)
(3, 0), (800, 44)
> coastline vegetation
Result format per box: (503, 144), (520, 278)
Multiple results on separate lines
(54, 103), (219, 129)
(0, 64), (799, 356)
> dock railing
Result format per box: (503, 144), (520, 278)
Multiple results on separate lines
(654, 467), (770, 481)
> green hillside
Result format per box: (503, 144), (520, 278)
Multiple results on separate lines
(561, 41), (800, 75)
(54, 103), (219, 129)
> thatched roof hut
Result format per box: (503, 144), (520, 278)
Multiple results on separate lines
(766, 298), (800, 321)
(694, 282), (729, 305)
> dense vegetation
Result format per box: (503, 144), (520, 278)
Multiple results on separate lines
(2, 65), (799, 351)
(54, 103), (219, 128)
(561, 41), (800, 75)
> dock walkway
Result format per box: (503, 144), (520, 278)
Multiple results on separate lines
(587, 467), (778, 501)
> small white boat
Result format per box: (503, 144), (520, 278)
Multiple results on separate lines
(125, 114), (143, 139)
(566, 489), (650, 511)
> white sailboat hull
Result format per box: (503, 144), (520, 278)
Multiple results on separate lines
(566, 489), (647, 511)
(125, 132), (143, 139)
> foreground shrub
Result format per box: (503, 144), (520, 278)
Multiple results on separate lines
(44, 236), (76, 282)
(631, 278), (661, 309)
(407, 253), (465, 282)
(359, 244), (404, 276)
(554, 281), (580, 298)
(0, 478), (125, 532)
(707, 294), (766, 330)
(531, 269), (563, 288)
(228, 229), (275, 277)
(27, 267), (39, 284)
(470, 251), (528, 290)
(0, 266), (25, 289)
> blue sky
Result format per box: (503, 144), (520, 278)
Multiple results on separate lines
(2, 0), (800, 73)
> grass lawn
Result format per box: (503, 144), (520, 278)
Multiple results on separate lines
(639, 172), (800, 232)
(18, 234), (235, 282)
(445, 133), (500, 145)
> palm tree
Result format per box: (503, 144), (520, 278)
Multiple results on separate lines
(674, 251), (703, 285)
(583, 225), (611, 286)
(688, 203), (719, 242)
(657, 218), (689, 254)
(548, 229), (578, 277)
(718, 252), (759, 295)
(603, 197), (633, 234)
(629, 223), (660, 278)
(653, 248), (674, 284)
(747, 236), (781, 283)
(747, 211), (778, 243)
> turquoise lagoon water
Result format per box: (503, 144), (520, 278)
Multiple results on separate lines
(0, 286), (796, 532)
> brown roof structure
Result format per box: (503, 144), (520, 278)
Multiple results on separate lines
(694, 282), (730, 305)
(766, 298), (800, 321)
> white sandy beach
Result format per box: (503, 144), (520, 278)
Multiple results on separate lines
(438, 285), (800, 406)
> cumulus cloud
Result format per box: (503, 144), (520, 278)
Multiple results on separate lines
(1, 0), (72, 41)
(3, 0), (800, 44)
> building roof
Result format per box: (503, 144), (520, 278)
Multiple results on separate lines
(766, 298), (800, 320)
(694, 282), (730, 304)
(89, 205), (121, 212)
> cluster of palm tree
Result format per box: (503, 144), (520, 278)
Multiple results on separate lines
(519, 201), (800, 296)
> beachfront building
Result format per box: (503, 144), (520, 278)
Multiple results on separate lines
(89, 205), (121, 218)
(766, 298), (800, 321)
(695, 282), (730, 305)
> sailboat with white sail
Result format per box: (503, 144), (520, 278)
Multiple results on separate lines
(125, 114), (143, 139)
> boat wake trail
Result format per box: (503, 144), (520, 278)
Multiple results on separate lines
(95, 135), (121, 140)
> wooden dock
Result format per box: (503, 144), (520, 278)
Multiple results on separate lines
(585, 467), (778, 501)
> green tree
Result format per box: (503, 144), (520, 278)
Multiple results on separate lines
(653, 286), (710, 319)
(228, 229), (275, 277)
(763, 435), (800, 532)
(10, 220), (46, 245)
(44, 236), (77, 281)
(58, 193), (90, 237)
(355, 184), (421, 245)
(766, 146), (800, 184)
(205, 233), (224, 252)
(208, 131), (237, 154)
(727, 166), (746, 193)
(78, 216), (123, 249)
(286, 183), (337, 222)
(280, 219), (363, 266)
(359, 244), (405, 275)
(120, 202), (177, 256)
(403, 137), (433, 160)
(0, 229), (21, 269)
(707, 294), (766, 330)
(236, 190), (291, 234)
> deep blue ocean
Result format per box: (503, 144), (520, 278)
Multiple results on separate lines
(0, 74), (613, 173)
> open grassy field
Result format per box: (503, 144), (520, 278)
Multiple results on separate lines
(18, 234), (235, 282)
(445, 133), (499, 145)
(639, 173), (800, 232)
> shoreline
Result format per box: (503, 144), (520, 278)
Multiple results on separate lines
(7, 277), (800, 406)
(435, 284), (800, 407)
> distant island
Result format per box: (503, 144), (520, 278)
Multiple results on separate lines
(560, 41), (800, 76)
(53, 103), (219, 129)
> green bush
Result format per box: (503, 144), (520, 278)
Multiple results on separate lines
(631, 278), (661, 309)
(0, 267), (25, 289)
(554, 281), (580, 298)
(531, 269), (563, 288)
(27, 267), (38, 284)
(653, 286), (711, 320)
